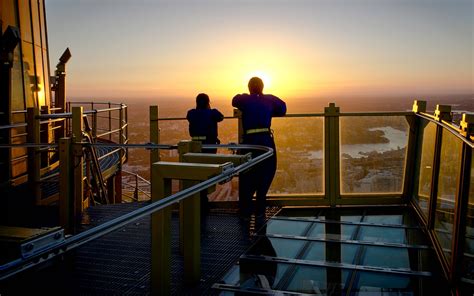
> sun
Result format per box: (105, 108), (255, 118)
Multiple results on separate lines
(246, 71), (271, 90)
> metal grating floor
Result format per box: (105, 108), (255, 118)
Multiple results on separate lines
(75, 202), (279, 295)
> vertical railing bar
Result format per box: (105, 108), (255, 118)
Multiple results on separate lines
(450, 140), (472, 283)
(108, 102), (112, 141)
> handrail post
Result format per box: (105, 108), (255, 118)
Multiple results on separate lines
(178, 140), (202, 255)
(150, 105), (160, 165)
(234, 109), (243, 144)
(324, 103), (340, 206)
(124, 104), (129, 159)
(403, 100), (427, 202)
(59, 137), (74, 234)
(451, 114), (473, 283)
(40, 105), (51, 167)
(72, 106), (84, 229)
(91, 102), (97, 140)
(108, 102), (112, 141)
(151, 162), (172, 295)
(27, 107), (41, 204)
(53, 48), (70, 140)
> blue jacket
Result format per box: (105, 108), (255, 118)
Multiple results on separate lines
(232, 93), (286, 147)
(186, 108), (224, 143)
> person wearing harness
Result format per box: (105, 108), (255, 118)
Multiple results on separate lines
(232, 77), (287, 218)
(187, 93), (224, 153)
(187, 93), (224, 213)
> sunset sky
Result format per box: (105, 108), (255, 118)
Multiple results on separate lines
(45, 0), (473, 102)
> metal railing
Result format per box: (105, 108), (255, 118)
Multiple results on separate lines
(0, 143), (273, 284)
(0, 102), (128, 205)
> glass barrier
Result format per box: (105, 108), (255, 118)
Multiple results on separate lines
(271, 117), (324, 195)
(434, 130), (463, 263)
(415, 121), (437, 219)
(340, 116), (408, 194)
(462, 148), (474, 281)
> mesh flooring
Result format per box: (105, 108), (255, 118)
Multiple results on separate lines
(75, 202), (279, 295)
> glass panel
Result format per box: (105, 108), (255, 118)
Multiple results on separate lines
(248, 237), (306, 259)
(363, 214), (403, 225)
(307, 223), (358, 240)
(42, 49), (50, 106)
(271, 117), (324, 195)
(340, 116), (408, 194)
(30, 0), (41, 46)
(362, 246), (410, 269)
(358, 226), (405, 244)
(236, 260), (290, 290)
(352, 272), (413, 294)
(34, 45), (45, 106)
(285, 265), (349, 294)
(21, 41), (36, 107)
(18, 0), (32, 42)
(1, 0), (17, 30)
(416, 121), (437, 218)
(266, 219), (311, 236)
(462, 148), (474, 280)
(434, 130), (462, 263)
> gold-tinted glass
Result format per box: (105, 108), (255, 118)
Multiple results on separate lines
(416, 121), (436, 218)
(434, 130), (462, 263)
(30, 0), (41, 46)
(19, 0), (32, 42)
(1, 0), (17, 31)
(34, 45), (45, 106)
(21, 41), (36, 107)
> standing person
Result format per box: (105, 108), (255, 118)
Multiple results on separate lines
(187, 93), (224, 153)
(186, 93), (224, 213)
(232, 77), (286, 218)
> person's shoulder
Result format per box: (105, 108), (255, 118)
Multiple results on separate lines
(263, 94), (284, 102)
(233, 93), (250, 99)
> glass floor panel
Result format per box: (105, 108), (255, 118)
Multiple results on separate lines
(246, 236), (436, 272)
(214, 206), (449, 295)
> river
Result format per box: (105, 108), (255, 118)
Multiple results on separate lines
(308, 126), (408, 159)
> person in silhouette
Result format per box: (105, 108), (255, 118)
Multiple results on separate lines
(187, 93), (224, 213)
(187, 93), (224, 153)
(232, 77), (286, 218)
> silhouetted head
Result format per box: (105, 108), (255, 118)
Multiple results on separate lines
(248, 77), (264, 95)
(196, 93), (210, 109)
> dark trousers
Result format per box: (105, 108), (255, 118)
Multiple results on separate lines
(238, 134), (277, 216)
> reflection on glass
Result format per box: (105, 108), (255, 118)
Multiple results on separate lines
(363, 246), (410, 269)
(340, 116), (408, 194)
(353, 272), (412, 294)
(238, 261), (289, 290)
(267, 220), (311, 236)
(434, 131), (462, 263)
(30, 0), (41, 46)
(249, 237), (305, 259)
(21, 41), (36, 108)
(416, 121), (436, 218)
(34, 46), (45, 106)
(271, 117), (324, 194)
(358, 226), (405, 244)
(462, 148), (474, 280)
(19, 0), (33, 42)
(363, 214), (403, 225)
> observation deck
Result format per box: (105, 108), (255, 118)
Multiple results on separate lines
(0, 100), (472, 296)
(2, 2), (472, 294)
